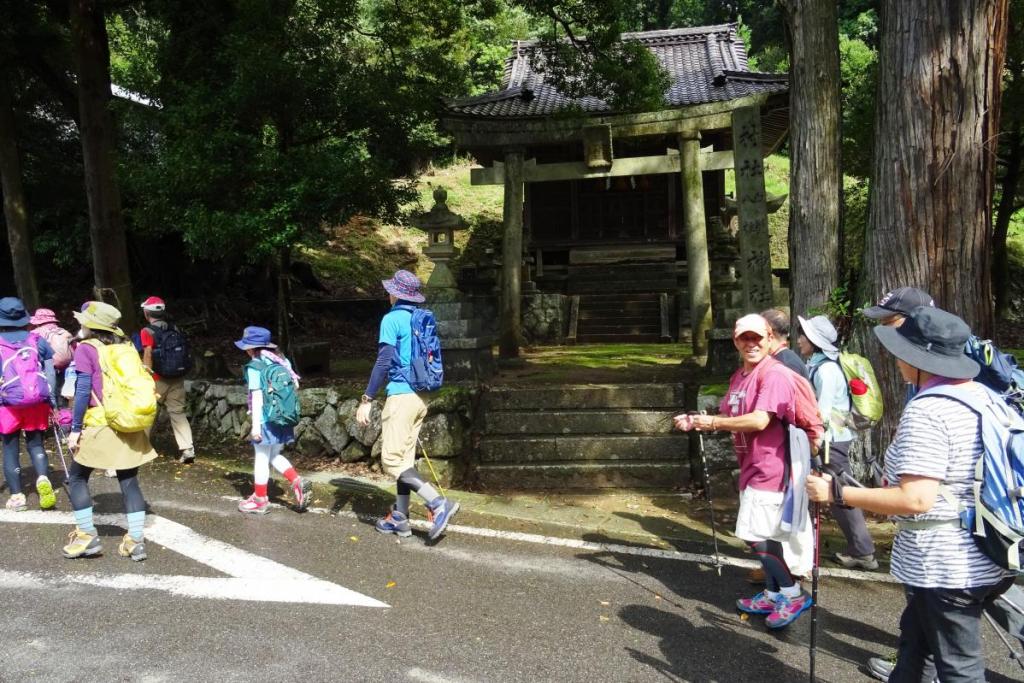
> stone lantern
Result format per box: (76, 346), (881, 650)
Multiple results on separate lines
(411, 186), (494, 381)
(413, 187), (468, 301)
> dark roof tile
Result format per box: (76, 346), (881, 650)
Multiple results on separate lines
(447, 24), (786, 118)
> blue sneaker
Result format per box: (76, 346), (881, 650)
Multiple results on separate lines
(766, 591), (813, 629)
(426, 498), (460, 541)
(375, 507), (412, 538)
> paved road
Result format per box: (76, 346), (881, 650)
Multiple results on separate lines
(0, 464), (1020, 683)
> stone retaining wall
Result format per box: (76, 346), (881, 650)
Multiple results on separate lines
(185, 381), (477, 486)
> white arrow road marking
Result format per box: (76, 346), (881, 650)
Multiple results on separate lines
(0, 510), (389, 607)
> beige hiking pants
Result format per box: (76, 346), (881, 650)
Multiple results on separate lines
(150, 376), (194, 452)
(380, 392), (426, 479)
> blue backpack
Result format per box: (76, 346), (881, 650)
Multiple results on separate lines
(964, 335), (1024, 415)
(917, 384), (1024, 573)
(394, 305), (443, 392)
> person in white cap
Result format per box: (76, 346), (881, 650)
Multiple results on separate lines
(139, 296), (195, 464)
(675, 313), (814, 629)
(797, 314), (878, 570)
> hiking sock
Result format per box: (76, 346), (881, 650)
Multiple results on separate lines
(270, 452), (299, 483)
(781, 583), (803, 600)
(74, 506), (97, 536)
(764, 589), (782, 602)
(254, 483), (268, 498)
(417, 484), (441, 505)
(126, 510), (145, 542)
(279, 466), (299, 484)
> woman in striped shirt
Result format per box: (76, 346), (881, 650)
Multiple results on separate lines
(807, 306), (1014, 683)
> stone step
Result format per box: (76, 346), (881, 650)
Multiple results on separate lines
(475, 461), (689, 489)
(578, 324), (662, 335)
(484, 409), (677, 435)
(570, 279), (677, 294)
(578, 313), (659, 324)
(485, 384), (686, 411)
(576, 333), (665, 343)
(479, 435), (685, 463)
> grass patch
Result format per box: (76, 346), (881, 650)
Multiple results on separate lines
(700, 382), (729, 397)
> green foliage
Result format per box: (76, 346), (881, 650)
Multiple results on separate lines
(838, 20), (877, 178)
(519, 0), (671, 112)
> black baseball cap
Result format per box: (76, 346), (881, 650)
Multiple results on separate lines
(861, 287), (934, 319)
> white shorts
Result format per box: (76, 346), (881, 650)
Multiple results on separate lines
(735, 487), (786, 543)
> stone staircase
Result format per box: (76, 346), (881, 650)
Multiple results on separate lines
(476, 383), (690, 489)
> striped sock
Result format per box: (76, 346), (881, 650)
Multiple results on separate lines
(74, 507), (97, 536)
(126, 510), (145, 542)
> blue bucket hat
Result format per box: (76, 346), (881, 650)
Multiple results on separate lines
(234, 326), (277, 350)
(0, 297), (30, 327)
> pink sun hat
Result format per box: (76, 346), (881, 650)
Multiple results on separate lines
(29, 308), (59, 326)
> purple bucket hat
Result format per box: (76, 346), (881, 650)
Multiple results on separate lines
(382, 269), (425, 303)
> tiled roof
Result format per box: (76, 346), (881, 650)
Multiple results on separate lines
(447, 24), (787, 118)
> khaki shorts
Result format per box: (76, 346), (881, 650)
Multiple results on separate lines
(734, 486), (786, 543)
(380, 393), (427, 479)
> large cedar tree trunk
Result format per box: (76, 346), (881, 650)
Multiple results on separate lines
(0, 72), (40, 309)
(862, 0), (1009, 442)
(780, 0), (843, 322)
(69, 0), (136, 330)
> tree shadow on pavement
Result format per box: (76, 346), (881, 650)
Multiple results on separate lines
(328, 476), (392, 520)
(578, 545), (898, 681)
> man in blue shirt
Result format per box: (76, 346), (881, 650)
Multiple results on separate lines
(356, 270), (459, 541)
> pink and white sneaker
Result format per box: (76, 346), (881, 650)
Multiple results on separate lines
(238, 494), (270, 515)
(736, 590), (777, 615)
(766, 591), (813, 629)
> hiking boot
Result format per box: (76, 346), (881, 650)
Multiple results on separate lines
(747, 567), (766, 584)
(834, 552), (879, 570)
(238, 494), (270, 515)
(178, 448), (195, 465)
(292, 477), (312, 512)
(737, 590), (777, 615)
(62, 529), (102, 559)
(36, 476), (57, 510)
(118, 534), (147, 562)
(375, 507), (413, 537)
(5, 493), (27, 511)
(765, 591), (813, 629)
(866, 655), (895, 682)
(426, 497), (460, 541)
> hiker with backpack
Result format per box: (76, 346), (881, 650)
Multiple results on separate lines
(806, 306), (1016, 682)
(356, 269), (459, 542)
(29, 308), (73, 395)
(797, 314), (879, 571)
(675, 314), (819, 629)
(0, 297), (58, 512)
(63, 301), (157, 561)
(234, 326), (311, 515)
(138, 296), (195, 464)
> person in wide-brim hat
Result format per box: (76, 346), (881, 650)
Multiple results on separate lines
(72, 301), (125, 338)
(0, 297), (30, 327)
(797, 314), (840, 361)
(873, 305), (979, 380)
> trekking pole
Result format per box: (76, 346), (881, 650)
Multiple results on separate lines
(49, 414), (70, 487)
(696, 410), (722, 575)
(984, 611), (1024, 671)
(417, 438), (447, 499)
(809, 436), (830, 683)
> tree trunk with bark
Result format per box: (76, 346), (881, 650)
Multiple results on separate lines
(993, 119), (1022, 319)
(0, 72), (40, 309)
(69, 0), (136, 330)
(780, 0), (843, 323)
(861, 0), (1009, 442)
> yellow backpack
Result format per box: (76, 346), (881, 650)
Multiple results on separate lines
(82, 339), (157, 432)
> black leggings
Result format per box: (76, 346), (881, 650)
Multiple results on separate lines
(67, 460), (146, 514)
(2, 430), (48, 494)
(748, 539), (796, 592)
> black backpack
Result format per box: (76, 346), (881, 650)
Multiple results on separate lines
(147, 324), (193, 378)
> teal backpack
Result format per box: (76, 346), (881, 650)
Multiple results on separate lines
(247, 358), (300, 427)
